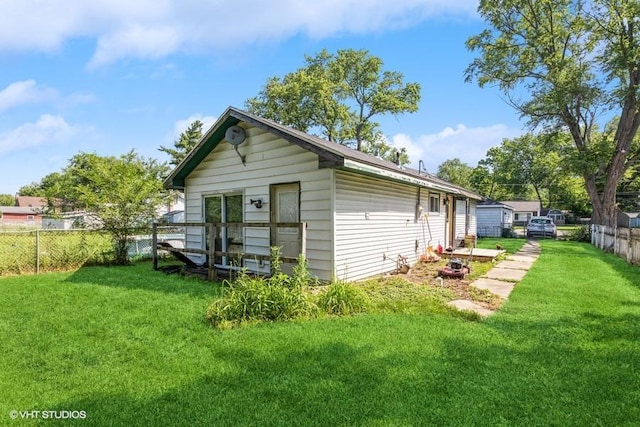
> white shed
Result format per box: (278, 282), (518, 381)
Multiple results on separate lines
(476, 199), (514, 238)
(163, 107), (482, 282)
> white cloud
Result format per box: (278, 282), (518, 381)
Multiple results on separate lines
(0, 114), (78, 155)
(0, 80), (58, 112)
(390, 123), (524, 173)
(88, 24), (182, 69)
(0, 0), (478, 67)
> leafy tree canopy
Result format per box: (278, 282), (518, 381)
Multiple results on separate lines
(246, 48), (421, 164)
(33, 151), (169, 264)
(0, 194), (15, 206)
(466, 0), (640, 227)
(436, 159), (473, 189)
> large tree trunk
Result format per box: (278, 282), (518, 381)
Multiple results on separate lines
(584, 174), (618, 228)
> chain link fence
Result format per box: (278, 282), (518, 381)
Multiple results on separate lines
(0, 229), (185, 276)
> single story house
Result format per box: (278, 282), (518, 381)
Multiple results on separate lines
(0, 206), (41, 227)
(476, 199), (514, 237)
(163, 107), (481, 282)
(502, 200), (542, 225)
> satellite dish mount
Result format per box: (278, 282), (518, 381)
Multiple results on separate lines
(225, 125), (247, 166)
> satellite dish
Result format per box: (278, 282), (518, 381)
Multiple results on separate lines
(225, 125), (246, 146)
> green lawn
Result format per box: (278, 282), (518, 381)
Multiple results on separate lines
(476, 236), (526, 254)
(1, 241), (639, 426)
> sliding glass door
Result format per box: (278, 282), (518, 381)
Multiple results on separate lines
(204, 194), (243, 267)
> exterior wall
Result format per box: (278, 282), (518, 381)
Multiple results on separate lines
(454, 198), (467, 240)
(424, 189), (447, 251)
(0, 213), (41, 227)
(468, 200), (477, 236)
(334, 171), (447, 282)
(183, 125), (333, 280)
(477, 206), (513, 237)
(477, 207), (503, 237)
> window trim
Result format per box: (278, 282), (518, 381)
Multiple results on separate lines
(428, 193), (440, 214)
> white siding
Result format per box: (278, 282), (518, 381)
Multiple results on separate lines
(477, 206), (512, 237)
(455, 199), (467, 240)
(334, 171), (446, 282)
(423, 190), (447, 252)
(468, 200), (477, 236)
(184, 125), (333, 280)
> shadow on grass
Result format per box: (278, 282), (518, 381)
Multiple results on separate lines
(63, 261), (222, 299)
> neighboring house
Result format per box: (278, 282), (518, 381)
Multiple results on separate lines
(541, 208), (566, 225)
(163, 106), (481, 282)
(618, 209), (640, 228)
(15, 196), (48, 209)
(157, 192), (185, 219)
(502, 200), (541, 225)
(0, 206), (41, 227)
(476, 199), (514, 237)
(42, 211), (101, 230)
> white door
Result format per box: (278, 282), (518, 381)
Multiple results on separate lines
(272, 183), (300, 264)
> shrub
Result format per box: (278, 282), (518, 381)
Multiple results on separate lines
(316, 281), (370, 316)
(566, 225), (591, 242)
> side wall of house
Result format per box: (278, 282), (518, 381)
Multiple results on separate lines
(468, 199), (477, 236)
(183, 125), (334, 280)
(334, 171), (446, 282)
(476, 207), (503, 237)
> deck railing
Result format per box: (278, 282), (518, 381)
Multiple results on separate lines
(152, 221), (307, 280)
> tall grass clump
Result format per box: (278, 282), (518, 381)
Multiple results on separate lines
(316, 281), (370, 315)
(206, 247), (318, 329)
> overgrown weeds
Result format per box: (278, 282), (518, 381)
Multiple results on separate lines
(206, 247), (455, 329)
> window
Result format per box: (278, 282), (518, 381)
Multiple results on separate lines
(429, 194), (440, 213)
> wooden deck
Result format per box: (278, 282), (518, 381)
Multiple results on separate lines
(445, 247), (504, 262)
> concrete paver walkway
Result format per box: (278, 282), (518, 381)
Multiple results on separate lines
(447, 240), (541, 317)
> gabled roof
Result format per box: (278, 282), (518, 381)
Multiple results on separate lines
(164, 106), (482, 200)
(15, 196), (47, 208)
(478, 198), (514, 209)
(501, 200), (541, 213)
(0, 206), (38, 215)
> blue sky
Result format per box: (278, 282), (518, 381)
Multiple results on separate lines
(0, 0), (526, 196)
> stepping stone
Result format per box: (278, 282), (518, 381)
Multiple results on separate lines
(447, 300), (494, 317)
(508, 254), (539, 263)
(485, 267), (527, 281)
(495, 260), (534, 270)
(472, 278), (514, 299)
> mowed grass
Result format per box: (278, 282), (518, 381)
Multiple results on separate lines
(476, 236), (527, 254)
(1, 242), (640, 426)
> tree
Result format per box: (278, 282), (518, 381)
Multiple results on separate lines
(59, 151), (168, 265)
(246, 48), (421, 164)
(465, 0), (640, 227)
(0, 194), (14, 206)
(436, 159), (473, 188)
(159, 120), (204, 166)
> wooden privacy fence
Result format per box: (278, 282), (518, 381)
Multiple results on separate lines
(152, 221), (307, 280)
(591, 224), (640, 265)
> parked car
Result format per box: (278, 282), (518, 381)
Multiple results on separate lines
(526, 216), (557, 238)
